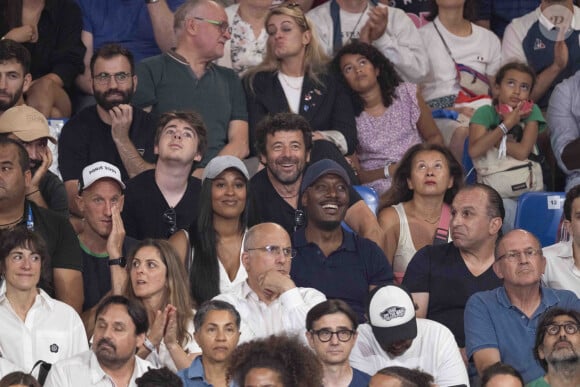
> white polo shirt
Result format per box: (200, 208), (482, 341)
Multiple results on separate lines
(44, 350), (155, 387)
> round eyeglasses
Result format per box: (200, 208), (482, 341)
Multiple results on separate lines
(310, 329), (355, 342)
(545, 323), (580, 336)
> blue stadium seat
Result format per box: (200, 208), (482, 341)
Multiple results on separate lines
(514, 192), (566, 247)
(342, 185), (379, 232)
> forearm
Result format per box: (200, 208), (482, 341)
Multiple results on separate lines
(167, 343), (199, 371)
(531, 64), (564, 102)
(113, 137), (155, 178)
(218, 141), (250, 159)
(25, 190), (49, 210)
(147, 0), (177, 52)
(468, 124), (505, 159)
(561, 138), (580, 170)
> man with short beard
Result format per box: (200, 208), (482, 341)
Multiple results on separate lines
(529, 308), (580, 387)
(58, 43), (157, 219)
(292, 159), (392, 322)
(44, 295), (155, 387)
(0, 105), (68, 216)
(249, 112), (385, 250)
(0, 39), (30, 115)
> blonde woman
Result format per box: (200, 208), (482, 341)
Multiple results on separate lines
(244, 2), (358, 181)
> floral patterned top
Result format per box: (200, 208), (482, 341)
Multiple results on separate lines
(230, 10), (268, 76)
(356, 82), (422, 195)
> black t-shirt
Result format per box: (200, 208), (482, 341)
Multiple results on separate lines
(249, 168), (362, 235)
(122, 169), (201, 239)
(58, 104), (157, 182)
(402, 242), (502, 347)
(80, 236), (139, 311)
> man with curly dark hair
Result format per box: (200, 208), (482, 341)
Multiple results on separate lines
(227, 335), (323, 387)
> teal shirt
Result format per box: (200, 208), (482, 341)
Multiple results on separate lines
(526, 376), (550, 387)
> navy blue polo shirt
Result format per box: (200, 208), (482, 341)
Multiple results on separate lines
(291, 228), (393, 322)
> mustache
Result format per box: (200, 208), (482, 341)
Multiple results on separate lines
(103, 89), (127, 98)
(96, 338), (116, 351)
(276, 157), (298, 164)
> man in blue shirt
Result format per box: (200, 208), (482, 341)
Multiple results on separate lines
(178, 300), (241, 387)
(465, 229), (580, 383)
(291, 159), (393, 322)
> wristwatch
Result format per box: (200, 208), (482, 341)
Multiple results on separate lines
(108, 257), (127, 268)
(145, 0), (160, 3)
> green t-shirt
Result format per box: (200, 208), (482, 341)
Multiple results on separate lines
(470, 104), (546, 133)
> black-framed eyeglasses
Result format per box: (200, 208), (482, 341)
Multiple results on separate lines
(310, 329), (355, 342)
(93, 72), (132, 85)
(294, 209), (305, 232)
(192, 16), (231, 34)
(545, 323), (580, 336)
(246, 245), (297, 259)
(163, 207), (177, 237)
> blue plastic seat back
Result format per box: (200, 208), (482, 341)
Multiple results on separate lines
(514, 192), (566, 247)
(342, 185), (379, 232)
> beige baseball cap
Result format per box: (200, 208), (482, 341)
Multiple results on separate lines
(0, 105), (57, 143)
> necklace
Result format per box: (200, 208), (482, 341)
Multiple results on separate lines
(423, 216), (440, 225)
(0, 216), (23, 229)
(279, 73), (303, 90)
(278, 191), (298, 199)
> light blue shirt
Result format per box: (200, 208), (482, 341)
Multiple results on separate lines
(178, 356), (213, 387)
(465, 286), (580, 383)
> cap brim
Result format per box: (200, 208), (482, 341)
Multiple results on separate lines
(371, 317), (417, 347)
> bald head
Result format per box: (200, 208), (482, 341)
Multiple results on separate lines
(495, 229), (542, 260)
(244, 222), (290, 250)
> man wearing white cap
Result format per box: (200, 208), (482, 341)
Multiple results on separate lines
(349, 284), (469, 386)
(76, 161), (140, 337)
(0, 105), (67, 216)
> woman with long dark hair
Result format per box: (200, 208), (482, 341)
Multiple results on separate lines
(170, 156), (250, 306)
(125, 238), (200, 372)
(332, 41), (443, 196)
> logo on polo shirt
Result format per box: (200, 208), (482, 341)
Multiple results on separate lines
(380, 306), (406, 321)
(534, 38), (546, 50)
(49, 344), (59, 353)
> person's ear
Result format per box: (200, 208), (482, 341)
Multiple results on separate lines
(132, 75), (138, 93)
(76, 195), (85, 215)
(492, 260), (504, 279)
(22, 73), (32, 93)
(489, 216), (502, 236)
(242, 251), (250, 271)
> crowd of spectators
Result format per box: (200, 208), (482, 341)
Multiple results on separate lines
(0, 0), (579, 386)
